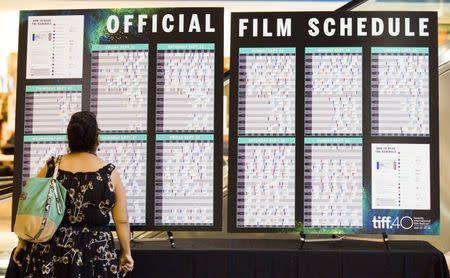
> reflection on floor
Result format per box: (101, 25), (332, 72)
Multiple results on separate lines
(0, 198), (18, 277)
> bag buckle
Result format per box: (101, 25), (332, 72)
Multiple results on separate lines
(57, 201), (63, 215)
(19, 192), (27, 200)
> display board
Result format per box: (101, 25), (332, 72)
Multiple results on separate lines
(13, 8), (223, 231)
(228, 12), (439, 234)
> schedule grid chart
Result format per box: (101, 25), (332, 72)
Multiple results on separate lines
(24, 85), (82, 135)
(98, 134), (147, 226)
(154, 43), (216, 228)
(304, 138), (363, 228)
(235, 47), (296, 229)
(305, 47), (362, 136)
(90, 44), (148, 133)
(156, 43), (214, 133)
(22, 135), (68, 181)
(154, 135), (214, 226)
(238, 48), (295, 136)
(371, 47), (429, 137)
(236, 138), (296, 228)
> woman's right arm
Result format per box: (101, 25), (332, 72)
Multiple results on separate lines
(111, 170), (134, 275)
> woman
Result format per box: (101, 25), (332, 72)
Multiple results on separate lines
(11, 111), (134, 277)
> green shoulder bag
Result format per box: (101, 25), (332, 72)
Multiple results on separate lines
(14, 155), (67, 242)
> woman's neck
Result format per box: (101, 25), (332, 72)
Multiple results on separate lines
(68, 151), (97, 156)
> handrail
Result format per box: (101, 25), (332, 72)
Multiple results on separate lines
(335, 0), (370, 11)
(0, 176), (13, 182)
(440, 61), (450, 75)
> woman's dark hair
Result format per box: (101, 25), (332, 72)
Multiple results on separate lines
(67, 111), (99, 153)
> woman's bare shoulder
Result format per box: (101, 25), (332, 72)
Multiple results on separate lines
(60, 153), (109, 171)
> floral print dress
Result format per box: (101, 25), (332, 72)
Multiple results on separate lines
(22, 157), (120, 278)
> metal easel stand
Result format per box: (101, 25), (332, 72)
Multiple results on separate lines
(334, 232), (390, 250)
(167, 231), (176, 248)
(299, 232), (343, 249)
(299, 232), (390, 251)
(129, 230), (148, 247)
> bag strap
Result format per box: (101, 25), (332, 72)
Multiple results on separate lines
(32, 155), (63, 241)
(52, 155), (62, 180)
(53, 155), (64, 215)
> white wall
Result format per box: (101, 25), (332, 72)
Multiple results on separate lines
(0, 11), (19, 82)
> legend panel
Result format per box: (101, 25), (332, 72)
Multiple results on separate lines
(26, 15), (84, 79)
(372, 143), (430, 210)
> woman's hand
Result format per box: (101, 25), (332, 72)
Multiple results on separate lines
(119, 252), (134, 276)
(12, 239), (27, 267)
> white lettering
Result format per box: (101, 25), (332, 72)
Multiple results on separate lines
(340, 17), (352, 36)
(124, 14), (133, 33)
(179, 14), (184, 32)
(106, 15), (119, 33)
(262, 18), (272, 37)
(308, 18), (320, 36)
(357, 17), (367, 36)
(152, 14), (157, 33)
(239, 18), (249, 37)
(138, 14), (147, 33)
(419, 18), (429, 36)
(162, 14), (174, 32)
(188, 14), (201, 32)
(372, 18), (384, 36)
(405, 18), (415, 36)
(324, 18), (335, 36)
(205, 14), (215, 32)
(388, 17), (400, 36)
(277, 18), (291, 37)
(253, 18), (258, 37)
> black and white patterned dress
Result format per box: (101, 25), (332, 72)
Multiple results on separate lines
(22, 157), (120, 278)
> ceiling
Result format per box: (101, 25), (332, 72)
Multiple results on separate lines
(0, 0), (348, 12)
(351, 0), (450, 24)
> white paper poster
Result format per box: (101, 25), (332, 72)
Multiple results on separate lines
(26, 15), (84, 79)
(372, 143), (430, 210)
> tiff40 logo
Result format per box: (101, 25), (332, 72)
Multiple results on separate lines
(372, 216), (414, 230)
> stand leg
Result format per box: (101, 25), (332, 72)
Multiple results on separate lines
(382, 233), (390, 251)
(167, 231), (175, 248)
(130, 231), (139, 248)
(299, 232), (306, 250)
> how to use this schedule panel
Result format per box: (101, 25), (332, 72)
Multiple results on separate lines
(229, 12), (439, 234)
(14, 8), (224, 231)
